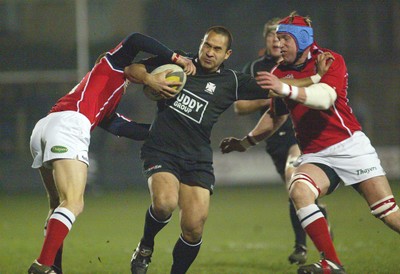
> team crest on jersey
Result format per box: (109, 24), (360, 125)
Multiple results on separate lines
(284, 74), (294, 79)
(170, 90), (208, 124)
(204, 82), (216, 95)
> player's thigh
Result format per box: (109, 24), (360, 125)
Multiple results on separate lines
(178, 184), (210, 232)
(293, 163), (331, 196)
(52, 159), (88, 202)
(356, 175), (394, 205)
(39, 166), (60, 207)
(148, 172), (180, 207)
(285, 144), (301, 185)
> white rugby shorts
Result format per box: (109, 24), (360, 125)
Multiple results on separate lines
(294, 131), (386, 186)
(30, 111), (91, 169)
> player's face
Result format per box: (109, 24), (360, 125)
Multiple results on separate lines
(265, 31), (281, 59)
(199, 31), (232, 73)
(277, 33), (300, 64)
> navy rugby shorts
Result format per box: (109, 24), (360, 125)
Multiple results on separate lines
(142, 150), (215, 194)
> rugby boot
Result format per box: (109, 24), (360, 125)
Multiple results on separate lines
(298, 259), (346, 274)
(28, 260), (57, 274)
(131, 242), (153, 274)
(288, 244), (307, 265)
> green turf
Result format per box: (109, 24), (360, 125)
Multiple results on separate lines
(1, 183), (399, 273)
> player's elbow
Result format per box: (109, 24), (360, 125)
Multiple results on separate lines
(234, 102), (249, 115)
(304, 83), (337, 110)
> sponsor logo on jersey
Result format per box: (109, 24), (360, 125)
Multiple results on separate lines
(356, 166), (377, 175)
(284, 74), (295, 79)
(204, 82), (216, 95)
(170, 90), (208, 124)
(51, 146), (68, 153)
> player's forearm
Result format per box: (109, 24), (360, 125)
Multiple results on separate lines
(234, 99), (270, 115)
(124, 64), (151, 84)
(280, 82), (337, 110)
(250, 113), (287, 141)
(281, 73), (321, 87)
(239, 113), (287, 149)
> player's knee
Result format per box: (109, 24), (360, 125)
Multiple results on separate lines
(152, 194), (178, 219)
(371, 195), (399, 219)
(60, 199), (84, 217)
(288, 172), (320, 201)
(181, 225), (204, 243)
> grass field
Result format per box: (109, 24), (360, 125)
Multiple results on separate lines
(1, 182), (399, 274)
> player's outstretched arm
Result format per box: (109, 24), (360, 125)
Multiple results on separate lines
(99, 112), (150, 141)
(256, 70), (337, 110)
(219, 113), (288, 154)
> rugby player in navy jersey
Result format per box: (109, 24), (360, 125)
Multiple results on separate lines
(27, 32), (195, 274)
(128, 26), (328, 274)
(224, 17), (333, 265)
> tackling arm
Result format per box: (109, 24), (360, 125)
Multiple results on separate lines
(234, 99), (270, 115)
(219, 112), (288, 153)
(99, 112), (150, 141)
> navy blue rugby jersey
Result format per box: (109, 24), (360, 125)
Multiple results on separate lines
(141, 55), (269, 162)
(242, 55), (295, 148)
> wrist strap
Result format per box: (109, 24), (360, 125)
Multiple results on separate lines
(172, 53), (180, 63)
(282, 83), (299, 100)
(311, 74), (322, 84)
(246, 134), (258, 146)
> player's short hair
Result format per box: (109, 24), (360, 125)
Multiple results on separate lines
(205, 26), (233, 51)
(279, 11), (312, 27)
(263, 17), (281, 38)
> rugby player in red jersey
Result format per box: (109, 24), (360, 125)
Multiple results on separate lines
(222, 11), (400, 274)
(226, 17), (333, 265)
(28, 32), (195, 274)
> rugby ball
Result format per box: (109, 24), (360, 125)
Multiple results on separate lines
(143, 64), (186, 101)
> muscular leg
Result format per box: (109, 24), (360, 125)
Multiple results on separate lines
(140, 172), (180, 248)
(170, 184), (210, 274)
(289, 164), (341, 265)
(39, 167), (63, 272)
(285, 145), (308, 264)
(356, 176), (400, 233)
(131, 172), (180, 274)
(36, 159), (87, 267)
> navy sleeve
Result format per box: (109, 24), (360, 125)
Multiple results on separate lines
(107, 32), (175, 69)
(270, 97), (289, 117)
(236, 72), (269, 100)
(99, 112), (150, 141)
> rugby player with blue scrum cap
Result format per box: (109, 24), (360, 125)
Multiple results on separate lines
(222, 17), (333, 266)
(233, 11), (400, 274)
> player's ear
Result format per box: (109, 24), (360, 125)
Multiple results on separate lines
(224, 49), (232, 60)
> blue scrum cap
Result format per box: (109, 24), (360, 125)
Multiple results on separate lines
(276, 24), (313, 53)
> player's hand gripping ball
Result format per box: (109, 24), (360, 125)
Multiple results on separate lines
(143, 64), (187, 101)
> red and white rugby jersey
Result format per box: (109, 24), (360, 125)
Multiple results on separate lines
(272, 44), (361, 153)
(49, 57), (126, 131)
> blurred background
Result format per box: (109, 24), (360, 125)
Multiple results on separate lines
(0, 0), (399, 193)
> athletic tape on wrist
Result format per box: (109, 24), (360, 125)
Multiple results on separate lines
(281, 83), (298, 100)
(310, 74), (321, 84)
(246, 134), (258, 146)
(172, 53), (180, 63)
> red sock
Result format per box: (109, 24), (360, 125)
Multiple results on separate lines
(37, 207), (75, 266)
(37, 218), (69, 266)
(305, 217), (341, 265)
